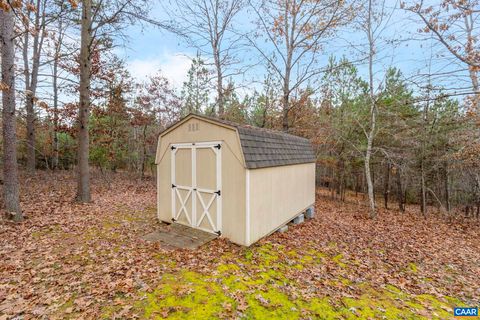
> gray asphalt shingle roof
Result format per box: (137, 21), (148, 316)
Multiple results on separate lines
(161, 114), (316, 169)
(235, 125), (316, 169)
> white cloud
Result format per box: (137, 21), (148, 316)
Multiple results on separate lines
(127, 52), (192, 87)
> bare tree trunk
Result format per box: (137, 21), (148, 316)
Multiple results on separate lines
(396, 166), (405, 212)
(22, 12), (35, 172)
(420, 161), (427, 215)
(365, 0), (376, 218)
(23, 0), (46, 172)
(76, 0), (92, 202)
(25, 97), (36, 171)
(282, 85), (290, 132)
(52, 54), (59, 170)
(282, 15), (293, 133)
(355, 172), (359, 198)
(464, 13), (479, 93)
(443, 163), (450, 212)
(213, 46), (224, 117)
(420, 84), (430, 216)
(141, 124), (147, 179)
(330, 166), (335, 200)
(384, 161), (390, 209)
(52, 19), (63, 170)
(1, 7), (23, 220)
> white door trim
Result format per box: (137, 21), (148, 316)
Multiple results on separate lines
(171, 142), (222, 235)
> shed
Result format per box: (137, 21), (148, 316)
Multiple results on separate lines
(155, 114), (316, 246)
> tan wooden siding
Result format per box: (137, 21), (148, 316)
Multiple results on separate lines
(247, 163), (315, 245)
(157, 117), (247, 245)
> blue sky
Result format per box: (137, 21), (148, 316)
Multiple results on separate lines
(118, 1), (472, 99)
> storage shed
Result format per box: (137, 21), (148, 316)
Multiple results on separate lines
(155, 114), (316, 246)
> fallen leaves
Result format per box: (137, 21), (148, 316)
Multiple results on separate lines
(0, 172), (479, 318)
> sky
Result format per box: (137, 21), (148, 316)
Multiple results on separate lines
(117, 1), (473, 100)
(119, 6), (194, 87)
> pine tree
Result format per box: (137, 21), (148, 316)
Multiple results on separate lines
(180, 53), (211, 116)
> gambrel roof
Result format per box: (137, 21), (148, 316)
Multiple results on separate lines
(159, 113), (316, 169)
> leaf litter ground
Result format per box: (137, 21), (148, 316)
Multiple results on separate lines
(0, 171), (478, 319)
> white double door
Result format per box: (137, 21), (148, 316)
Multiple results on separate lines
(171, 142), (222, 234)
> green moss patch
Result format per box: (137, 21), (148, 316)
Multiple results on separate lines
(130, 244), (465, 319)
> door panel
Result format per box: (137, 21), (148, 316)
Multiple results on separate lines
(196, 190), (218, 231)
(175, 148), (192, 187)
(175, 188), (192, 225)
(196, 148), (217, 191)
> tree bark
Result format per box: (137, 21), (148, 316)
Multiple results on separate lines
(213, 45), (224, 117)
(464, 12), (479, 94)
(365, 0), (376, 218)
(52, 12), (63, 170)
(76, 0), (92, 202)
(443, 162), (450, 212)
(282, 80), (290, 132)
(22, 12), (35, 172)
(384, 161), (390, 209)
(1, 7), (23, 220)
(420, 160), (427, 215)
(282, 9), (294, 133)
(52, 47), (59, 169)
(216, 67), (224, 117)
(141, 124), (147, 179)
(23, 0), (46, 172)
(395, 166), (405, 212)
(420, 84), (430, 216)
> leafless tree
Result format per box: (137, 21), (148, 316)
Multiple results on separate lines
(76, 0), (92, 202)
(1, 3), (22, 220)
(356, 0), (395, 218)
(403, 1), (480, 104)
(51, 16), (66, 170)
(248, 0), (354, 132)
(20, 0), (49, 173)
(364, 0), (377, 218)
(76, 0), (150, 202)
(169, 0), (245, 117)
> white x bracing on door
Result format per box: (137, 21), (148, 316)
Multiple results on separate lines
(170, 141), (222, 235)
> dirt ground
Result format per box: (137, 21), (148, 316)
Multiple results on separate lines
(0, 171), (479, 319)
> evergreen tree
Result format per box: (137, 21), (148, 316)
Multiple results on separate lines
(180, 53), (211, 116)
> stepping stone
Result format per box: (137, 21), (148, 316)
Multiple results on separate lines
(142, 223), (218, 249)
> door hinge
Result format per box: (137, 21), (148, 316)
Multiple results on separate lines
(172, 184), (176, 188)
(214, 190), (221, 196)
(214, 144), (221, 149)
(215, 230), (221, 236)
(171, 146), (176, 150)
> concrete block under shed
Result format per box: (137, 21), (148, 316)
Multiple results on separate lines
(305, 206), (315, 219)
(292, 213), (305, 225)
(278, 225), (289, 233)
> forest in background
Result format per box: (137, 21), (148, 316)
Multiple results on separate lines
(0, 0), (479, 220)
